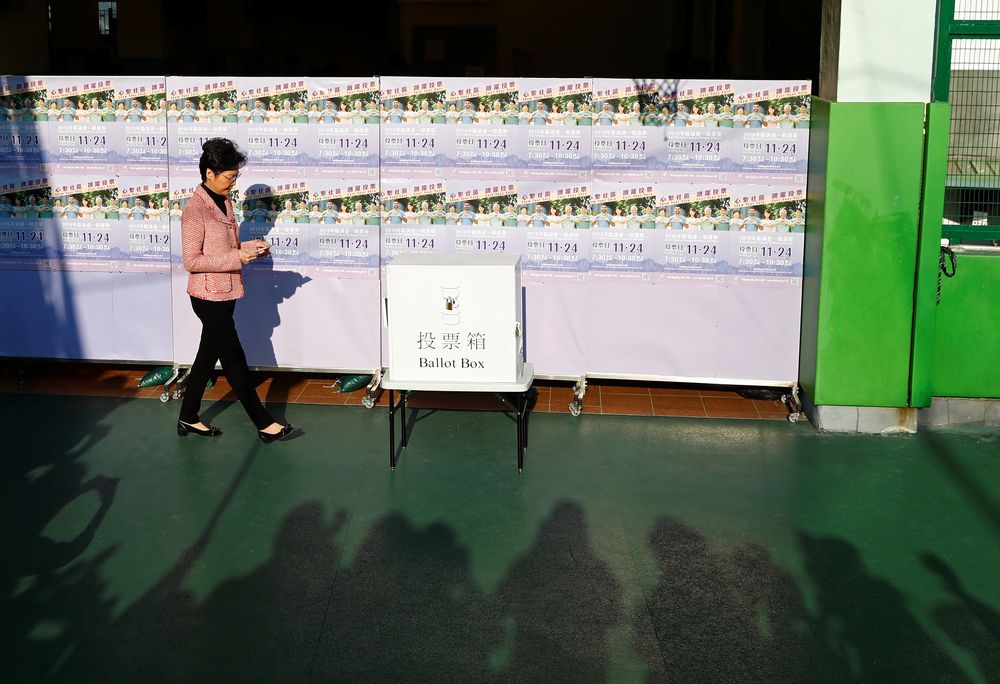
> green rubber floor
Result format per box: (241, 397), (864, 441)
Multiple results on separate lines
(1, 393), (998, 683)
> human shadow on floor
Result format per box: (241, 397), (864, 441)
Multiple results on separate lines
(923, 552), (1000, 683)
(311, 513), (503, 682)
(634, 519), (852, 683)
(491, 501), (621, 683)
(635, 520), (984, 683)
(800, 533), (971, 684)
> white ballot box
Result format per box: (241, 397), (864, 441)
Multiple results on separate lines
(386, 253), (524, 384)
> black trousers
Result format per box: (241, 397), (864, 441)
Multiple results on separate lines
(178, 296), (274, 430)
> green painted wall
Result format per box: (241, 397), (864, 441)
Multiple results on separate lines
(909, 102), (950, 407)
(800, 100), (928, 407)
(933, 255), (1000, 397)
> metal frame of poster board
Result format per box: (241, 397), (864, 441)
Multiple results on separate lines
(0, 74), (811, 417)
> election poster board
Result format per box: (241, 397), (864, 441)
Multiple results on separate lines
(2, 73), (812, 388)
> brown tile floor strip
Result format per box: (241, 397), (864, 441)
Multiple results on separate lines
(0, 362), (788, 421)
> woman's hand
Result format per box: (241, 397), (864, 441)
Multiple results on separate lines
(238, 247), (258, 264)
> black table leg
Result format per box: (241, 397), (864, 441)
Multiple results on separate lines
(388, 389), (396, 469)
(400, 390), (408, 448)
(517, 391), (524, 473)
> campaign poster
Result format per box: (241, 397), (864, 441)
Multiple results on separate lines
(652, 79), (735, 174)
(236, 77), (313, 171)
(115, 176), (170, 273)
(654, 176), (731, 285)
(165, 76), (238, 170)
(444, 77), (520, 177)
(379, 179), (449, 266)
(727, 178), (806, 285)
(47, 171), (118, 271)
(41, 77), (119, 165)
(516, 181), (592, 281)
(304, 77), (380, 175)
(114, 77), (168, 171)
(516, 79), (593, 180)
(379, 77), (451, 176)
(731, 80), (811, 175)
(444, 179), (524, 256)
(591, 79), (662, 180)
(0, 76), (48, 166)
(0, 169), (57, 270)
(238, 175), (380, 279)
(587, 182), (659, 281)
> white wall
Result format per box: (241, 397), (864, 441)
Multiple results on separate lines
(836, 0), (937, 103)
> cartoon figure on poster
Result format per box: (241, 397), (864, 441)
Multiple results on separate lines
(380, 180), (448, 266)
(305, 78), (380, 173)
(445, 78), (520, 176)
(235, 78), (312, 169)
(516, 79), (593, 179)
(379, 79), (452, 175)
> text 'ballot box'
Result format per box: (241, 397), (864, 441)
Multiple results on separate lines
(386, 253), (524, 384)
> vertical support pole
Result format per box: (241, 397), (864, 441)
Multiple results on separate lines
(400, 391), (408, 447)
(388, 389), (396, 469)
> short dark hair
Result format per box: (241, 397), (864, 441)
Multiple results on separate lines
(199, 137), (247, 181)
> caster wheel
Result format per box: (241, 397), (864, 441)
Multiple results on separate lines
(788, 412), (800, 423)
(159, 391), (170, 403)
(569, 401), (582, 417)
(171, 389), (183, 400)
(362, 394), (376, 409)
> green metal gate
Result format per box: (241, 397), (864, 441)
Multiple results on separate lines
(935, 0), (1000, 243)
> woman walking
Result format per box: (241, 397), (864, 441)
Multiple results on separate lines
(177, 138), (294, 443)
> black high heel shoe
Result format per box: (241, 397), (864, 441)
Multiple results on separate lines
(177, 420), (222, 437)
(258, 424), (294, 444)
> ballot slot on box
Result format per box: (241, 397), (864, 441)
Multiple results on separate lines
(386, 253), (524, 384)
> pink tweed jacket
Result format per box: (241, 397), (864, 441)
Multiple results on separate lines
(181, 185), (244, 301)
